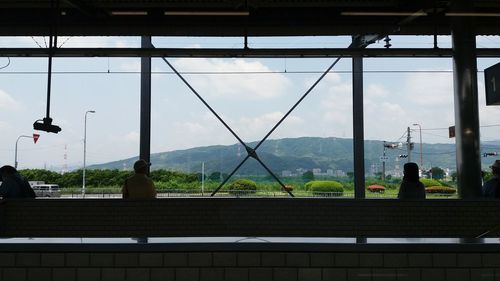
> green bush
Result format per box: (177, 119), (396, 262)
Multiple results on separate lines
(425, 186), (457, 194)
(342, 182), (354, 191)
(227, 179), (257, 194)
(420, 178), (442, 187)
(304, 181), (314, 190)
(305, 180), (344, 197)
(60, 187), (121, 194)
(438, 180), (455, 188)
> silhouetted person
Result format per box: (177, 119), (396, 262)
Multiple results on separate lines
(483, 160), (500, 198)
(0, 165), (36, 198)
(122, 160), (156, 199)
(398, 162), (426, 199)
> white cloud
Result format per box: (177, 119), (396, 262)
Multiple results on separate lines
(366, 84), (389, 98)
(60, 36), (138, 48)
(157, 111), (305, 151)
(0, 36), (138, 48)
(118, 61), (141, 72)
(117, 61), (163, 76)
(405, 72), (454, 106)
(0, 90), (20, 110)
(320, 81), (352, 125)
(236, 112), (304, 139)
(172, 58), (292, 100)
(479, 81), (500, 127)
(109, 131), (140, 143)
(125, 131), (140, 143)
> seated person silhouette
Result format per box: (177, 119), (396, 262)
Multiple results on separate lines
(398, 162), (426, 199)
(122, 160), (156, 199)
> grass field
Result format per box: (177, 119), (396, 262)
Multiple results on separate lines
(59, 186), (458, 199)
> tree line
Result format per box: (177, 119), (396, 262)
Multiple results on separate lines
(19, 169), (205, 188)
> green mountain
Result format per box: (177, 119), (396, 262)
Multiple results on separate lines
(90, 137), (500, 175)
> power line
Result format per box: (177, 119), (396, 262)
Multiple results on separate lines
(421, 151), (456, 155)
(421, 131), (450, 139)
(393, 129), (408, 143)
(421, 124), (500, 131)
(0, 70), (482, 75)
(420, 127), (449, 130)
(58, 36), (73, 48)
(30, 36), (44, 48)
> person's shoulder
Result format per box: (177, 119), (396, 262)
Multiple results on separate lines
(134, 173), (153, 182)
(128, 173), (140, 179)
(485, 177), (499, 185)
(2, 176), (15, 183)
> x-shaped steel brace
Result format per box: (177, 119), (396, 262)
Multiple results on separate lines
(159, 50), (344, 197)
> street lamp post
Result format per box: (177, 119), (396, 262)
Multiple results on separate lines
(15, 135), (34, 169)
(413, 123), (423, 170)
(83, 110), (96, 197)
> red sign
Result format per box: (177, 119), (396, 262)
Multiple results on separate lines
(33, 133), (40, 144)
(449, 126), (455, 138)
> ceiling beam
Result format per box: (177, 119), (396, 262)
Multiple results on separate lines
(61, 0), (108, 18)
(1, 47), (499, 58)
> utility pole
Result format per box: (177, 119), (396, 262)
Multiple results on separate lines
(83, 110), (96, 197)
(15, 135), (38, 169)
(407, 127), (412, 163)
(413, 123), (423, 169)
(381, 142), (398, 181)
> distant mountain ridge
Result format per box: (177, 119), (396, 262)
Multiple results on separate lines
(90, 137), (500, 175)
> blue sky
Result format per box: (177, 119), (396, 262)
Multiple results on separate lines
(0, 35), (499, 170)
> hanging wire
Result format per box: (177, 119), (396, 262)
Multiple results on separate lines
(58, 36), (73, 48)
(393, 129), (409, 143)
(30, 36), (44, 48)
(0, 57), (10, 70)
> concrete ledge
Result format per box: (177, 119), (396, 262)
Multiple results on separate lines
(2, 241), (500, 253)
(1, 198), (499, 238)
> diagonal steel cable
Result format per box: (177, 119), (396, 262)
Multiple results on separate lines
(160, 56), (294, 196)
(252, 155), (294, 197)
(210, 148), (294, 197)
(253, 56), (342, 151)
(160, 57), (248, 148)
(210, 56), (344, 196)
(211, 155), (250, 197)
(160, 53), (342, 197)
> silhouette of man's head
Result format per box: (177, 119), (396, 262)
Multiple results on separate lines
(491, 160), (500, 175)
(403, 162), (419, 182)
(0, 165), (17, 177)
(133, 160), (150, 174)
